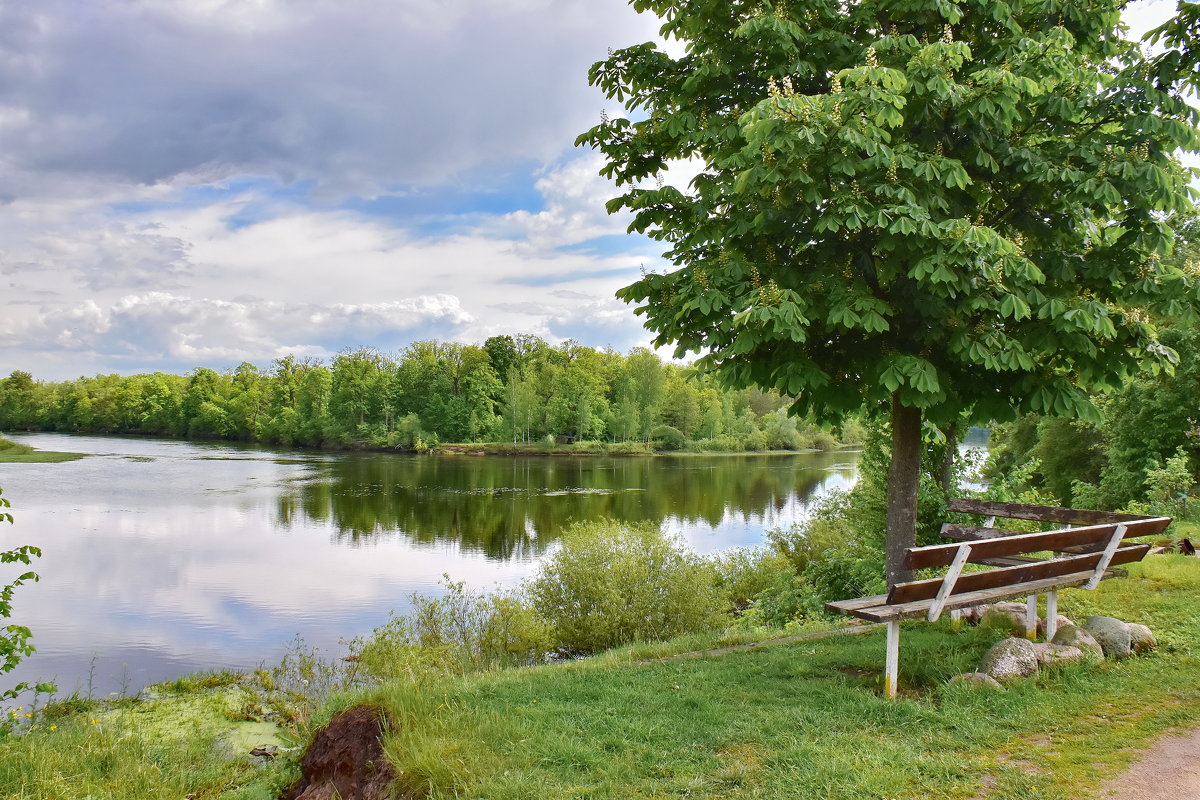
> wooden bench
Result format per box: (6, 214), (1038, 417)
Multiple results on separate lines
(827, 503), (1171, 698)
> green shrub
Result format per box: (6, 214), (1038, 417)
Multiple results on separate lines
(1144, 446), (1194, 520)
(766, 490), (857, 573)
(710, 547), (795, 612)
(648, 424), (686, 451)
(355, 581), (549, 681)
(743, 429), (768, 451)
(799, 429), (839, 451)
(527, 520), (727, 655)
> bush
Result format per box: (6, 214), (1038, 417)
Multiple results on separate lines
(710, 547), (795, 612)
(799, 429), (839, 451)
(527, 520), (727, 655)
(648, 424), (686, 451)
(354, 580), (550, 680)
(737, 571), (821, 628)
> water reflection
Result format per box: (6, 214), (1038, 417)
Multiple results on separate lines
(280, 453), (857, 558)
(0, 434), (858, 697)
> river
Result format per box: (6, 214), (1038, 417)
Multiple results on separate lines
(0, 433), (860, 697)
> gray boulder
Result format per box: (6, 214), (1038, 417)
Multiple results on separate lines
(1038, 615), (1075, 638)
(980, 602), (1031, 633)
(1128, 623), (1157, 653)
(1082, 615), (1133, 659)
(1051, 624), (1105, 662)
(980, 637), (1040, 682)
(1031, 642), (1086, 667)
(950, 672), (1004, 690)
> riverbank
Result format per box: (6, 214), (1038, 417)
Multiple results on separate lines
(0, 436), (84, 463)
(3, 555), (1197, 799)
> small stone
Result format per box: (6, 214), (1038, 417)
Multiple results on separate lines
(1128, 623), (1157, 653)
(1051, 624), (1105, 663)
(980, 637), (1040, 682)
(1082, 615), (1133, 659)
(950, 672), (1004, 690)
(1031, 642), (1086, 666)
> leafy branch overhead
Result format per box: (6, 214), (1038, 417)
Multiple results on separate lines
(579, 0), (1200, 428)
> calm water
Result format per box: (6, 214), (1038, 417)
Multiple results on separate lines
(0, 433), (858, 696)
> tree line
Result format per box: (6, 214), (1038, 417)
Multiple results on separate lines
(0, 336), (860, 452)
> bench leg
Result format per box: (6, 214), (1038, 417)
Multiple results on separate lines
(949, 608), (962, 630)
(885, 620), (900, 699)
(1026, 595), (1038, 640)
(1046, 591), (1058, 640)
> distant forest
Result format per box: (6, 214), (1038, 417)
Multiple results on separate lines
(0, 335), (863, 453)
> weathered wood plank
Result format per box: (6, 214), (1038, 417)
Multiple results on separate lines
(941, 523), (1030, 541)
(945, 498), (1150, 525)
(888, 544), (1150, 605)
(837, 571), (1102, 622)
(907, 518), (1170, 569)
(826, 594), (890, 614)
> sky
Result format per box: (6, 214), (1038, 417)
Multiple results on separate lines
(0, 0), (1182, 380)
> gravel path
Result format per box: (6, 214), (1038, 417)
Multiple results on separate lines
(1097, 725), (1200, 799)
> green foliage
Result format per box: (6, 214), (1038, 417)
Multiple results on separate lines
(526, 520), (727, 655)
(985, 313), (1200, 511)
(1, 487), (41, 701)
(1144, 447), (1195, 520)
(647, 423), (685, 450)
(0, 339), (861, 454)
(585, 2), (1198, 430)
(354, 580), (550, 681)
(710, 547), (795, 613)
(582, 0), (1200, 579)
(766, 491), (886, 604)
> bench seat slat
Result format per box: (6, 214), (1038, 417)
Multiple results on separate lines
(890, 544), (1150, 605)
(907, 518), (1169, 569)
(827, 571), (1102, 622)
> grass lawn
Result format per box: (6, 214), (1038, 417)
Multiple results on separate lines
(1, 556), (1197, 799)
(371, 555), (1200, 800)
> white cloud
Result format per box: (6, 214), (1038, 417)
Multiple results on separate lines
(2, 291), (474, 364)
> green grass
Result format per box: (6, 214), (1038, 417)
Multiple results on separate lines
(0, 436), (85, 463)
(1, 556), (1197, 799)
(367, 555), (1200, 800)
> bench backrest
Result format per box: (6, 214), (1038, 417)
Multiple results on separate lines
(887, 516), (1171, 606)
(943, 498), (1155, 542)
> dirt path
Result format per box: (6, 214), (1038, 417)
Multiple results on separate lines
(1097, 725), (1200, 799)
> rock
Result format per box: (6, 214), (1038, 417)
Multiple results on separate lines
(1037, 615), (1075, 639)
(283, 705), (396, 800)
(1031, 642), (1086, 667)
(1050, 624), (1105, 662)
(980, 637), (1040, 682)
(980, 602), (1031, 633)
(1082, 615), (1133, 659)
(1128, 623), (1157, 653)
(949, 672), (1005, 690)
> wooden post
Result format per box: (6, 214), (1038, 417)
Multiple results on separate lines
(1025, 595), (1038, 640)
(1046, 590), (1058, 640)
(885, 620), (900, 699)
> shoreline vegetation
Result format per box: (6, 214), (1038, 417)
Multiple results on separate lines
(1, 555), (1196, 799)
(0, 336), (868, 457)
(2, 435), (1197, 798)
(0, 436), (84, 464)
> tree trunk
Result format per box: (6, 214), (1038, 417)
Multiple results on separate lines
(886, 394), (922, 588)
(939, 421), (958, 497)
